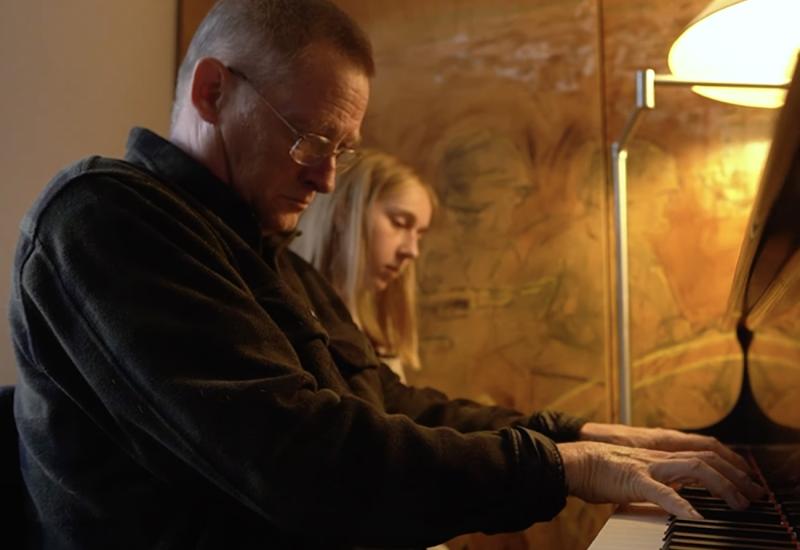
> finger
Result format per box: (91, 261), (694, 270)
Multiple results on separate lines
(670, 451), (765, 500)
(635, 476), (703, 520)
(651, 457), (750, 510)
(665, 434), (752, 474)
(696, 437), (752, 475)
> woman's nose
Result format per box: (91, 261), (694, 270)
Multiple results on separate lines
(398, 233), (420, 260)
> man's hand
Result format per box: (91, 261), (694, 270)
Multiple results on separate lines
(557, 441), (765, 519)
(579, 422), (751, 473)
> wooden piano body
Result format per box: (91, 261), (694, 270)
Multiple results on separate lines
(591, 55), (800, 549)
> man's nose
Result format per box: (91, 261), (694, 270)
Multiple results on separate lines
(304, 156), (336, 194)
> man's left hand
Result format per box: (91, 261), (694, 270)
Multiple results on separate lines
(579, 422), (752, 474)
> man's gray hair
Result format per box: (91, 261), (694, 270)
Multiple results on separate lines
(171, 0), (374, 126)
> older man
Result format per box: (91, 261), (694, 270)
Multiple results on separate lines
(10, 0), (762, 548)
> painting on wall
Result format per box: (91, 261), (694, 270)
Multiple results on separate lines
(337, 0), (613, 429)
(334, 4), (615, 546)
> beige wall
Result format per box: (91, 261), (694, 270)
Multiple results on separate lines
(0, 1), (177, 384)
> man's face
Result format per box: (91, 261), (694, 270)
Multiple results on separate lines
(222, 44), (370, 233)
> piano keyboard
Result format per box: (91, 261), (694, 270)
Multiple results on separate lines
(590, 447), (800, 549)
(663, 486), (798, 549)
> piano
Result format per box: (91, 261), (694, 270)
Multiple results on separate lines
(590, 54), (800, 550)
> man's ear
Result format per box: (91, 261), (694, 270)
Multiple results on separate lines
(190, 57), (229, 124)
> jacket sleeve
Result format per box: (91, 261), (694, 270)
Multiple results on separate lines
(379, 365), (586, 441)
(15, 174), (569, 547)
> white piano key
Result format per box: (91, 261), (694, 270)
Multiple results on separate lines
(588, 503), (669, 549)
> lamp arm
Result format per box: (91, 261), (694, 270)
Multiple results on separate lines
(653, 74), (790, 89)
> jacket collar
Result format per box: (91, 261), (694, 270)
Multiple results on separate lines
(124, 127), (264, 250)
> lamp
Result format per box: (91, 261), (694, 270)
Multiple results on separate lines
(611, 0), (797, 424)
(668, 0), (800, 108)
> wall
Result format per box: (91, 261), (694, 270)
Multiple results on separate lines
(0, 0), (177, 384)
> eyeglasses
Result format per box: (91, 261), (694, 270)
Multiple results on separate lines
(226, 66), (358, 168)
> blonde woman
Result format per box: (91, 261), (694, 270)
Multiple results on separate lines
(292, 149), (435, 383)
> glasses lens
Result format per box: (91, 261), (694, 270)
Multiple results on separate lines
(289, 134), (359, 169)
(335, 149), (359, 169)
(290, 134), (333, 166)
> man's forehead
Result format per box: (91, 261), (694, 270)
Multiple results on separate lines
(277, 65), (369, 140)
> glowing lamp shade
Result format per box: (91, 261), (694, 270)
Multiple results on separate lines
(668, 0), (800, 108)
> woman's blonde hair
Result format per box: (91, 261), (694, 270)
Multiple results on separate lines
(292, 149), (437, 371)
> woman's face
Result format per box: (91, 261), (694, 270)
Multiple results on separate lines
(366, 181), (433, 292)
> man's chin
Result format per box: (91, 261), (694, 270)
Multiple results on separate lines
(262, 213), (301, 235)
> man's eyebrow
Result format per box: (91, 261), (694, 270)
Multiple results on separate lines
(297, 119), (361, 147)
(348, 134), (363, 147)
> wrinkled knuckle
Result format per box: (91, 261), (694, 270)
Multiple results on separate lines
(735, 470), (750, 484)
(654, 483), (674, 497)
(688, 457), (705, 472)
(700, 451), (717, 461)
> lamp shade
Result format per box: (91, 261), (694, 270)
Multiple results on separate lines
(668, 0), (800, 108)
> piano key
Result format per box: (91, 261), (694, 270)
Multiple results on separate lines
(664, 542), (791, 550)
(666, 519), (794, 541)
(588, 503), (670, 549)
(591, 448), (800, 549)
(663, 531), (796, 548)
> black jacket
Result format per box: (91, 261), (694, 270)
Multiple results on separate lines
(9, 128), (584, 549)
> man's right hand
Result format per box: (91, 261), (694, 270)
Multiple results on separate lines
(557, 441), (766, 519)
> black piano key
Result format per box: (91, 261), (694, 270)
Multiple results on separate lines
(661, 538), (796, 550)
(694, 509), (782, 522)
(680, 486), (769, 500)
(664, 533), (796, 549)
(688, 503), (779, 515)
(665, 546), (783, 550)
(666, 519), (795, 541)
(658, 450), (800, 550)
(684, 495), (776, 511)
(669, 518), (789, 531)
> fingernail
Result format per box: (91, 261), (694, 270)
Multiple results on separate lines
(690, 509), (703, 520)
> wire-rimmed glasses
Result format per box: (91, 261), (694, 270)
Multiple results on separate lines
(227, 66), (358, 168)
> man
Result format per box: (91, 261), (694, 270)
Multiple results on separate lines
(9, 0), (762, 548)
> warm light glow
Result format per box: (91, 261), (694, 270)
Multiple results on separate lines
(668, 0), (800, 108)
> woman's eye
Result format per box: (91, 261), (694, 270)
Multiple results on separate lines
(390, 216), (408, 229)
